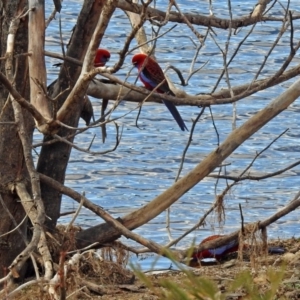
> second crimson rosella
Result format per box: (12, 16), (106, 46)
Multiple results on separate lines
(52, 48), (110, 68)
(94, 49), (111, 67)
(132, 53), (188, 131)
(189, 234), (285, 266)
(192, 235), (239, 261)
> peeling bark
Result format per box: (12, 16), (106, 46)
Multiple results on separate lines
(28, 0), (51, 120)
(0, 0), (32, 278)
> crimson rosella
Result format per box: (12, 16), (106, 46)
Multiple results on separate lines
(48, 49), (111, 126)
(94, 48), (111, 67)
(189, 234), (285, 266)
(82, 48), (110, 126)
(192, 235), (239, 261)
(132, 53), (188, 131)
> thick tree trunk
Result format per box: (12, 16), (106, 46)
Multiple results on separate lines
(37, 0), (107, 231)
(0, 1), (32, 277)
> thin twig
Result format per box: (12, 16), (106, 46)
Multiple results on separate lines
(215, 128), (289, 201)
(239, 203), (245, 234)
(65, 195), (85, 233)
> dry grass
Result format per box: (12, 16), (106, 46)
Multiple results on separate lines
(7, 233), (300, 300)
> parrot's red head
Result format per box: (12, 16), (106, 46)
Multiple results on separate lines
(132, 53), (150, 68)
(94, 49), (111, 67)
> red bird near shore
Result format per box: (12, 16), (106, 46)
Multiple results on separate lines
(193, 235), (239, 261)
(189, 235), (285, 266)
(94, 48), (110, 67)
(132, 53), (188, 131)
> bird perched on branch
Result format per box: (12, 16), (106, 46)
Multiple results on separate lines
(94, 48), (111, 67)
(52, 48), (110, 68)
(49, 48), (111, 126)
(77, 48), (111, 126)
(132, 53), (188, 131)
(189, 234), (285, 266)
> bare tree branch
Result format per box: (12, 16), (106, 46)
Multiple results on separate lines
(116, 0), (298, 29)
(28, 0), (51, 120)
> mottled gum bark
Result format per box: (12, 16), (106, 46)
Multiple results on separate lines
(0, 0), (32, 277)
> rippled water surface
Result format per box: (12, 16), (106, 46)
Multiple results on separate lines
(40, 0), (300, 269)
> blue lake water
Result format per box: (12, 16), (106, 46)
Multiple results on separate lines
(39, 0), (300, 270)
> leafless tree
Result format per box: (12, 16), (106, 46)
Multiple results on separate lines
(1, 0), (300, 296)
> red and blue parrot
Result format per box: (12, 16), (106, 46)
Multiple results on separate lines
(53, 48), (110, 68)
(189, 234), (285, 267)
(94, 48), (111, 67)
(132, 53), (188, 131)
